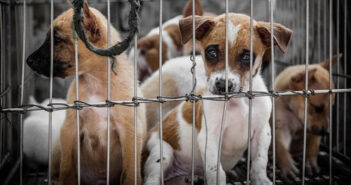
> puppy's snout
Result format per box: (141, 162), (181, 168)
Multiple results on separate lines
(215, 79), (233, 94)
(310, 125), (329, 136)
(26, 57), (35, 66)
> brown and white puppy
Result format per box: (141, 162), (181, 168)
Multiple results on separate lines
(273, 54), (341, 181)
(142, 14), (292, 185)
(129, 0), (210, 82)
(26, 3), (146, 185)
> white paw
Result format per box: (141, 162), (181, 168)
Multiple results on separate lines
(251, 176), (272, 185)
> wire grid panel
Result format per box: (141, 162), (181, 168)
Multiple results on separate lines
(0, 0), (350, 185)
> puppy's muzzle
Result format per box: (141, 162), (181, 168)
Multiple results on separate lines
(310, 125), (329, 136)
(214, 79), (235, 94)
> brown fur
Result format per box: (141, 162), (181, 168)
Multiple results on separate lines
(141, 73), (180, 130)
(179, 14), (292, 88)
(136, 0), (208, 81)
(272, 54), (341, 180)
(48, 3), (146, 185)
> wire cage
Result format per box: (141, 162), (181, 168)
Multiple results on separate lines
(0, 0), (350, 185)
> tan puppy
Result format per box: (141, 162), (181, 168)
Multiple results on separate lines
(143, 14), (292, 185)
(129, 0), (214, 81)
(26, 3), (146, 185)
(273, 54), (341, 181)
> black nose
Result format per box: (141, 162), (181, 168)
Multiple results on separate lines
(215, 79), (233, 93)
(27, 56), (35, 66)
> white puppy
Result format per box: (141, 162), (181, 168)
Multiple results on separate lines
(23, 96), (66, 169)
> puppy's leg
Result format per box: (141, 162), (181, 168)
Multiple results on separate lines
(144, 133), (174, 185)
(117, 120), (144, 185)
(276, 127), (298, 181)
(58, 116), (77, 185)
(306, 134), (321, 176)
(197, 129), (226, 185)
(250, 123), (272, 185)
(52, 138), (61, 181)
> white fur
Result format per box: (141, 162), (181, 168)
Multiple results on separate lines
(128, 15), (184, 77)
(23, 96), (66, 169)
(228, 22), (241, 45)
(163, 31), (183, 59)
(144, 57), (272, 184)
(207, 70), (241, 93)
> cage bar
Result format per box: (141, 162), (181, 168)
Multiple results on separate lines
(106, 0), (112, 184)
(19, 0), (26, 185)
(158, 0), (164, 184)
(302, 0), (309, 184)
(270, 0), (276, 184)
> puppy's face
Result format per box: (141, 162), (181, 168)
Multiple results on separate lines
(131, 34), (168, 81)
(179, 14), (292, 94)
(289, 55), (341, 135)
(26, 2), (104, 78)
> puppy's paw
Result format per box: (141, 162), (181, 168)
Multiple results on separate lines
(251, 175), (272, 185)
(306, 159), (320, 177)
(225, 169), (238, 181)
(279, 157), (299, 181)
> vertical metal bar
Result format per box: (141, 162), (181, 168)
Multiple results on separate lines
(216, 102), (227, 185)
(107, 0), (111, 184)
(158, 0), (164, 184)
(19, 1), (26, 185)
(336, 0), (340, 152)
(216, 1), (229, 184)
(247, 0), (253, 183)
(329, 0), (333, 184)
(323, 0), (328, 146)
(318, 0), (321, 64)
(302, 0), (309, 184)
(74, 36), (80, 185)
(324, 0), (327, 60)
(133, 34), (138, 185)
(48, 0), (54, 184)
(343, 0), (347, 156)
(191, 0), (196, 184)
(269, 0), (276, 184)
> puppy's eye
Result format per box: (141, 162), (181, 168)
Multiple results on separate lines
(140, 49), (146, 55)
(239, 49), (252, 66)
(54, 36), (63, 43)
(205, 45), (219, 63)
(313, 104), (324, 113)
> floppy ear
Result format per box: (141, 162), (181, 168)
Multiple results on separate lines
(320, 53), (343, 71)
(82, 1), (100, 42)
(183, 0), (204, 17)
(179, 15), (215, 44)
(256, 22), (292, 54)
(291, 68), (317, 84)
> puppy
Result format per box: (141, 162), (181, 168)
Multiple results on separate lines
(273, 54), (341, 181)
(142, 14), (292, 185)
(141, 55), (207, 130)
(26, 2), (146, 185)
(24, 96), (66, 169)
(129, 0), (210, 81)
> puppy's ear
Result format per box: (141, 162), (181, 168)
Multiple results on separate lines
(67, 0), (72, 9)
(83, 1), (100, 42)
(183, 0), (204, 17)
(320, 53), (343, 71)
(256, 22), (292, 54)
(291, 68), (317, 84)
(179, 16), (214, 44)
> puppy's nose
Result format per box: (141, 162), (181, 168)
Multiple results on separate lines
(26, 57), (34, 66)
(319, 129), (329, 136)
(215, 79), (233, 93)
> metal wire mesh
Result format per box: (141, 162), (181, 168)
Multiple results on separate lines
(0, 0), (350, 185)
